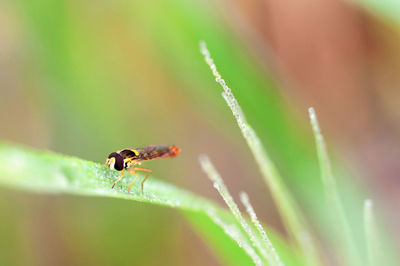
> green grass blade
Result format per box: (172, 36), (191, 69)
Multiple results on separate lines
(205, 209), (263, 266)
(200, 41), (321, 266)
(0, 143), (208, 210)
(364, 199), (380, 266)
(183, 211), (255, 266)
(308, 107), (361, 265)
(0, 142), (305, 266)
(199, 154), (272, 265)
(240, 192), (284, 266)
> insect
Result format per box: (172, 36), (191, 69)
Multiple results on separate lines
(104, 144), (181, 193)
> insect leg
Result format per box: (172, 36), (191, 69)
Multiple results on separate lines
(133, 168), (152, 193)
(127, 168), (139, 193)
(111, 170), (124, 189)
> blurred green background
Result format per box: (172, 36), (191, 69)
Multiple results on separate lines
(1, 0), (399, 265)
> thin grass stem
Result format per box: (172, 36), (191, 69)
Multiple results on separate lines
(206, 209), (263, 266)
(364, 199), (380, 266)
(199, 154), (272, 265)
(240, 192), (284, 266)
(200, 41), (320, 266)
(308, 107), (361, 265)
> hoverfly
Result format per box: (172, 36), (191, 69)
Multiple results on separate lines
(105, 144), (181, 193)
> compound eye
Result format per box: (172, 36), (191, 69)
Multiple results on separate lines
(113, 154), (124, 171)
(107, 152), (124, 171)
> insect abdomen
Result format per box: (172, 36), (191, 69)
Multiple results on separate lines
(137, 145), (181, 161)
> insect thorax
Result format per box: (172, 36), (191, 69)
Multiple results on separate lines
(123, 159), (137, 169)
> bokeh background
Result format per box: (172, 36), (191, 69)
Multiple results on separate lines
(1, 0), (399, 265)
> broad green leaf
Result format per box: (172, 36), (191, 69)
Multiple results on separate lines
(0, 143), (303, 266)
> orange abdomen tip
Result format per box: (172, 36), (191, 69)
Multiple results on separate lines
(169, 145), (181, 157)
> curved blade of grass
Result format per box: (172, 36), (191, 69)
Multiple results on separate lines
(183, 211), (256, 266)
(308, 107), (361, 266)
(364, 199), (380, 266)
(240, 191), (284, 266)
(0, 142), (304, 266)
(362, 200), (399, 266)
(199, 154), (270, 265)
(200, 41), (321, 266)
